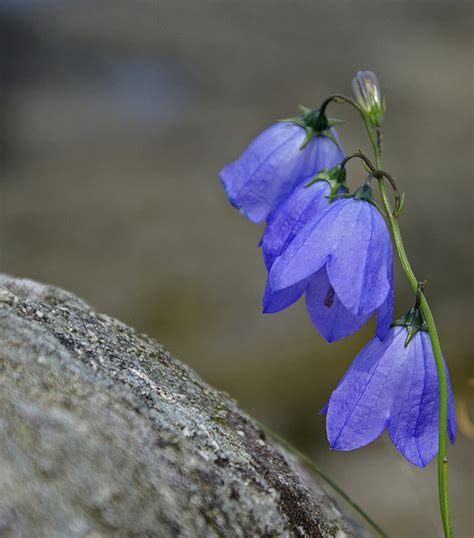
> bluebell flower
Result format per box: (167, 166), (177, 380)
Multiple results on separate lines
(220, 117), (344, 223)
(260, 175), (341, 270)
(323, 325), (456, 467)
(265, 188), (394, 341)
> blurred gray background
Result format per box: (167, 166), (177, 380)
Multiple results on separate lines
(0, 1), (472, 536)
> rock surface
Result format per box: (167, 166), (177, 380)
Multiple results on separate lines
(0, 274), (370, 538)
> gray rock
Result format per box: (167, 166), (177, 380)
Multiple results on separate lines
(0, 274), (371, 538)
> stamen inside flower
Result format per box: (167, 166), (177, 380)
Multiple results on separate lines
(324, 286), (335, 308)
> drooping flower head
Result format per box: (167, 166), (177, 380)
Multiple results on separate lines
(220, 107), (344, 223)
(265, 183), (394, 342)
(323, 307), (456, 467)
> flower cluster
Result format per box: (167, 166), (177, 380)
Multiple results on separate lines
(220, 72), (456, 467)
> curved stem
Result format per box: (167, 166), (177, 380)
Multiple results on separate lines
(319, 94), (361, 116)
(365, 169), (402, 215)
(371, 138), (452, 538)
(324, 90), (452, 536)
(378, 179), (451, 537)
(339, 151), (376, 173)
(320, 94), (379, 158)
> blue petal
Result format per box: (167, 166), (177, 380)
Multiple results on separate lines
(375, 261), (394, 339)
(269, 199), (346, 290)
(326, 328), (405, 450)
(446, 365), (457, 444)
(269, 198), (392, 319)
(220, 123), (344, 223)
(311, 129), (345, 172)
(262, 277), (309, 313)
(305, 267), (371, 342)
(326, 199), (392, 316)
(260, 181), (331, 270)
(387, 331), (456, 467)
(386, 331), (437, 467)
(222, 123), (294, 197)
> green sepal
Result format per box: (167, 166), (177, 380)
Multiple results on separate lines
(392, 306), (428, 347)
(349, 183), (387, 216)
(325, 180), (377, 206)
(299, 126), (343, 151)
(298, 105), (312, 116)
(325, 192), (353, 203)
(324, 181), (387, 217)
(367, 95), (386, 129)
(320, 128), (342, 151)
(394, 191), (406, 218)
(278, 116), (306, 128)
(300, 126), (317, 150)
(304, 164), (348, 197)
(279, 106), (343, 151)
(327, 118), (346, 127)
(353, 183), (374, 203)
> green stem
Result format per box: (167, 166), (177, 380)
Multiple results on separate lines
(377, 177), (451, 538)
(324, 96), (453, 536)
(319, 94), (378, 158)
(372, 138), (452, 538)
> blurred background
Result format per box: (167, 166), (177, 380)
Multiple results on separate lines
(0, 1), (472, 536)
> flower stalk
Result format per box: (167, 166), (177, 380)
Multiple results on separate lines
(323, 84), (453, 537)
(370, 123), (452, 538)
(377, 173), (452, 538)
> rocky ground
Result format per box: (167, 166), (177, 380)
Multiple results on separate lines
(0, 274), (371, 537)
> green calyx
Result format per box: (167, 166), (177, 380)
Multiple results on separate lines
(280, 105), (343, 151)
(323, 179), (372, 203)
(304, 164), (348, 197)
(353, 183), (387, 216)
(325, 181), (388, 216)
(367, 97), (385, 129)
(392, 306), (428, 347)
(352, 183), (374, 203)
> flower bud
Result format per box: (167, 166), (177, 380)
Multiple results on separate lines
(351, 70), (385, 128)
